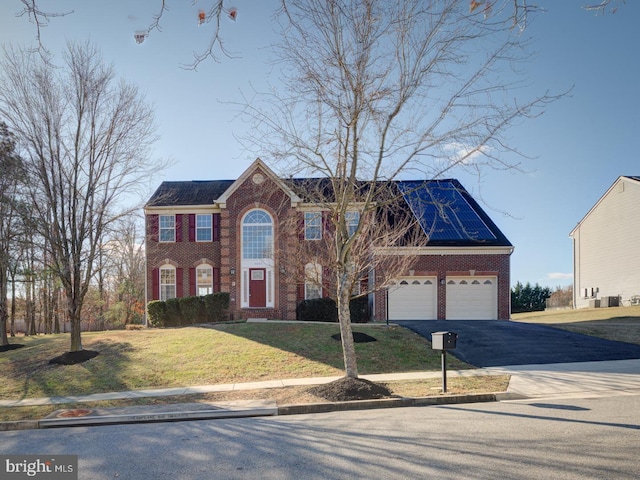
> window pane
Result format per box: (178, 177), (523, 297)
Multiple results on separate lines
(305, 212), (322, 240)
(159, 215), (175, 242)
(196, 214), (212, 242)
(242, 210), (273, 259)
(197, 266), (213, 296)
(346, 211), (359, 237)
(160, 267), (176, 301)
(305, 283), (322, 300)
(304, 262), (323, 300)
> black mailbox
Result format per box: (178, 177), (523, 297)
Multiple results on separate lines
(431, 331), (457, 350)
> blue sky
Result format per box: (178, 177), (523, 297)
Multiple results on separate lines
(1, 1), (637, 289)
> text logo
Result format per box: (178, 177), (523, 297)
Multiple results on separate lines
(1, 456), (77, 479)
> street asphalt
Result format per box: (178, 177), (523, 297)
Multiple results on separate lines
(397, 320), (640, 367)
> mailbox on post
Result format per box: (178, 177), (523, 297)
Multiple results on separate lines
(431, 331), (458, 393)
(431, 331), (458, 351)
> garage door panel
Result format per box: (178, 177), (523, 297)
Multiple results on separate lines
(388, 277), (437, 320)
(446, 277), (497, 320)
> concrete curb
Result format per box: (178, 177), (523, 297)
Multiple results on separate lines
(277, 393), (500, 416)
(0, 393), (508, 431)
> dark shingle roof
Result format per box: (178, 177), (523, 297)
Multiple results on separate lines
(146, 177), (511, 247)
(145, 180), (235, 207)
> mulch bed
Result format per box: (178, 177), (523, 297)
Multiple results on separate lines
(330, 332), (377, 343)
(49, 350), (100, 365)
(308, 377), (393, 402)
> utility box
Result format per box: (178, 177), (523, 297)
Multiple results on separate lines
(431, 331), (457, 350)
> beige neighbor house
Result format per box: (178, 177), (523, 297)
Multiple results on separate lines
(570, 176), (640, 309)
(144, 159), (514, 321)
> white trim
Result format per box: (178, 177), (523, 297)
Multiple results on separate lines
(374, 246), (514, 256)
(570, 176), (640, 238)
(145, 206), (222, 215)
(216, 158), (302, 208)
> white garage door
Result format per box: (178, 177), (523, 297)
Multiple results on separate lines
(446, 277), (497, 320)
(388, 277), (437, 320)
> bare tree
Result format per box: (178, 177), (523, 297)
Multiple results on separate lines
(96, 216), (146, 327)
(235, 0), (562, 378)
(11, 1), (625, 69)
(0, 41), (162, 354)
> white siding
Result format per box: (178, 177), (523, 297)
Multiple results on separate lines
(572, 177), (640, 308)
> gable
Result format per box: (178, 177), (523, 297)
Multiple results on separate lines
(570, 176), (640, 238)
(216, 158), (302, 208)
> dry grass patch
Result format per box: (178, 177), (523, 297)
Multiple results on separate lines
(513, 306), (640, 345)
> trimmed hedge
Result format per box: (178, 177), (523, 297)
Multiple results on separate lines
(147, 292), (230, 327)
(180, 296), (204, 324)
(202, 293), (229, 323)
(296, 296), (369, 323)
(147, 301), (167, 328)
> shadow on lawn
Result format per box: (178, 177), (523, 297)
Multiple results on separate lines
(198, 322), (467, 374)
(22, 339), (136, 400)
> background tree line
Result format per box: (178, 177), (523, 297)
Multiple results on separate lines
(511, 282), (573, 313)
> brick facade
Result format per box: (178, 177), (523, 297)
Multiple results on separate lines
(145, 159), (513, 321)
(371, 252), (511, 321)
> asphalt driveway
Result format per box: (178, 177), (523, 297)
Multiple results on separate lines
(398, 320), (640, 367)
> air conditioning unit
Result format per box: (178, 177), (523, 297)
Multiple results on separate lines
(600, 296), (620, 308)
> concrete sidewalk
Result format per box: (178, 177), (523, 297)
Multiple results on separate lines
(486, 358), (640, 399)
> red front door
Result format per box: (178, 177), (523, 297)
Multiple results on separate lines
(249, 268), (267, 307)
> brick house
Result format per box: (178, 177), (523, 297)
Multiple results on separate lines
(144, 159), (513, 321)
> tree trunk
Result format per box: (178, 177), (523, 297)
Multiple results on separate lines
(0, 268), (8, 346)
(9, 269), (16, 337)
(67, 295), (83, 351)
(336, 270), (358, 378)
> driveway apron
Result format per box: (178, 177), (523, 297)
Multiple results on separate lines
(397, 320), (640, 367)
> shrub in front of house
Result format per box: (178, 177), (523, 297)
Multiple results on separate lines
(179, 296), (204, 324)
(349, 296), (369, 323)
(147, 293), (230, 327)
(165, 298), (183, 327)
(296, 296), (369, 323)
(203, 292), (230, 322)
(147, 300), (168, 327)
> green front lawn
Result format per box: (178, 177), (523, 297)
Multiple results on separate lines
(0, 323), (471, 401)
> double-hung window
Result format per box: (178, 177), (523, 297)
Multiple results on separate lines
(160, 266), (176, 301)
(196, 265), (213, 295)
(159, 215), (175, 242)
(196, 214), (212, 242)
(304, 262), (323, 299)
(304, 212), (322, 240)
(346, 211), (360, 237)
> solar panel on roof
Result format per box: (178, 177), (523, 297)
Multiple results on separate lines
(398, 181), (496, 242)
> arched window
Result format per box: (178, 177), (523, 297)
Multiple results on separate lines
(196, 265), (213, 296)
(304, 262), (323, 300)
(160, 265), (176, 301)
(242, 209), (273, 259)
